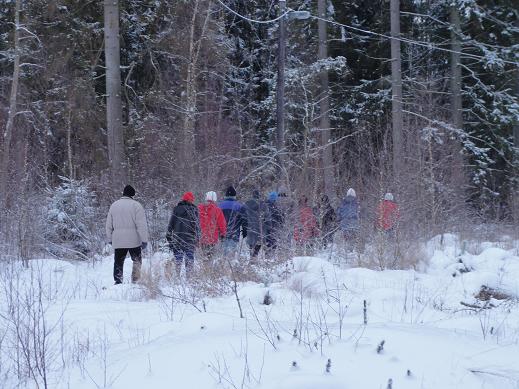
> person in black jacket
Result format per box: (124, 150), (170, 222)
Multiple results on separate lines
(317, 194), (337, 248)
(265, 191), (284, 254)
(166, 192), (200, 277)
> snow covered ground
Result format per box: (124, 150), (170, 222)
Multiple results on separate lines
(1, 234), (519, 389)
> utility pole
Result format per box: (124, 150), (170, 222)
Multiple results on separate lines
(450, 6), (463, 130)
(276, 0), (287, 173)
(317, 0), (335, 200)
(390, 0), (404, 178)
(104, 0), (126, 190)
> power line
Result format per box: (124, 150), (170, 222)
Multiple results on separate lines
(215, 0), (291, 24)
(311, 15), (518, 66)
(215, 0), (519, 66)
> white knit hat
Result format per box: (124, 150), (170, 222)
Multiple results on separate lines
(384, 192), (394, 201)
(346, 188), (356, 197)
(206, 191), (217, 202)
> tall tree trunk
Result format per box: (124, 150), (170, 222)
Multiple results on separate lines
(515, 18), (519, 149)
(66, 104), (74, 179)
(104, 0), (126, 190)
(1, 0), (21, 209)
(390, 0), (404, 178)
(318, 0), (335, 201)
(514, 85), (519, 149)
(181, 0), (211, 187)
(450, 7), (463, 130)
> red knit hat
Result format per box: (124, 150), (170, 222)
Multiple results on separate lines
(182, 192), (195, 203)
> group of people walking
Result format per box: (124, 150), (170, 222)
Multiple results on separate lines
(105, 184), (401, 284)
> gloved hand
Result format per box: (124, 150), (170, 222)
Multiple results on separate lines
(141, 242), (148, 250)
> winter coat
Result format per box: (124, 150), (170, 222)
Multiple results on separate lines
(318, 199), (337, 236)
(198, 201), (227, 245)
(377, 200), (400, 231)
(218, 198), (248, 242)
(266, 200), (284, 243)
(106, 196), (149, 249)
(244, 197), (271, 247)
(166, 200), (200, 250)
(294, 206), (319, 243)
(337, 196), (359, 232)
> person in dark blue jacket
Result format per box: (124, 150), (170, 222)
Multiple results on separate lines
(218, 186), (247, 255)
(265, 191), (284, 253)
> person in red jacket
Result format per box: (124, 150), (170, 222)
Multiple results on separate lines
(377, 193), (400, 233)
(198, 191), (227, 259)
(294, 196), (319, 251)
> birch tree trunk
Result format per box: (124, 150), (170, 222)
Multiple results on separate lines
(390, 0), (404, 178)
(104, 0), (126, 190)
(318, 0), (335, 201)
(1, 0), (21, 209)
(450, 7), (463, 130)
(181, 0), (211, 186)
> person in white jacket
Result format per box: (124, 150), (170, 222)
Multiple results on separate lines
(106, 185), (149, 284)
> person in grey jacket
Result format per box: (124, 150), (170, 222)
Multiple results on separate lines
(244, 190), (271, 260)
(106, 185), (149, 284)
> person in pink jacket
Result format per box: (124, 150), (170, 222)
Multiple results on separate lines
(198, 191), (227, 259)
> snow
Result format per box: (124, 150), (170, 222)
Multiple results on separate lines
(1, 234), (519, 388)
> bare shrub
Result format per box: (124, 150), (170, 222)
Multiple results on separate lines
(0, 260), (70, 389)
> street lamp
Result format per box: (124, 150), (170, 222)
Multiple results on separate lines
(276, 2), (310, 172)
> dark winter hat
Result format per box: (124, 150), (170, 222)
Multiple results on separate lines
(182, 192), (195, 203)
(123, 185), (136, 198)
(225, 186), (237, 198)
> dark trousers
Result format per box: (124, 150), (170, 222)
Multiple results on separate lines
(114, 247), (142, 284)
(250, 244), (261, 259)
(173, 246), (195, 275)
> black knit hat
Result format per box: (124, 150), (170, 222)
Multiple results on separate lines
(123, 185), (136, 198)
(225, 186), (237, 198)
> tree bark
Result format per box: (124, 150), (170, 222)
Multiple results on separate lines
(181, 0), (211, 186)
(318, 0), (335, 201)
(450, 7), (463, 130)
(66, 104), (74, 179)
(515, 81), (519, 148)
(104, 0), (126, 190)
(514, 57), (519, 149)
(390, 0), (404, 178)
(1, 0), (21, 209)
